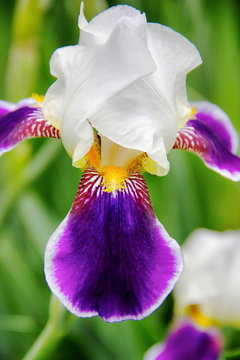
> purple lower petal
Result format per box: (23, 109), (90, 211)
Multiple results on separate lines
(0, 104), (60, 156)
(45, 167), (183, 322)
(174, 102), (240, 181)
(145, 321), (222, 360)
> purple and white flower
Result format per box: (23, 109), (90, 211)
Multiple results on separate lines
(144, 319), (223, 360)
(174, 229), (240, 328)
(0, 4), (240, 322)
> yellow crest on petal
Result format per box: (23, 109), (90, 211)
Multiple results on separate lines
(32, 93), (44, 104)
(100, 166), (128, 194)
(185, 305), (217, 328)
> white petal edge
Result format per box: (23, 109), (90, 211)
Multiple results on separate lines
(78, 3), (143, 45)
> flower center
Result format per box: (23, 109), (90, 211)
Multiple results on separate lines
(100, 165), (128, 194)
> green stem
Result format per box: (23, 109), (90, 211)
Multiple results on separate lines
(23, 295), (74, 360)
(222, 348), (240, 359)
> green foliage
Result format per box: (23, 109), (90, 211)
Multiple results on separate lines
(0, 0), (239, 359)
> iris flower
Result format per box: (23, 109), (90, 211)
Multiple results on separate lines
(144, 319), (223, 360)
(1, 4), (240, 322)
(174, 229), (240, 328)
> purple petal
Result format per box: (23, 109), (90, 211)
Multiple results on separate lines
(173, 101), (240, 181)
(145, 321), (222, 360)
(0, 100), (14, 117)
(0, 98), (35, 117)
(45, 167), (183, 322)
(0, 103), (60, 156)
(192, 101), (238, 153)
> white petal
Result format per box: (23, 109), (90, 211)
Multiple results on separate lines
(42, 80), (64, 130)
(88, 22), (202, 172)
(45, 18), (156, 161)
(100, 135), (142, 168)
(147, 23), (202, 126)
(89, 77), (175, 174)
(72, 121), (94, 166)
(79, 4), (143, 45)
(78, 2), (88, 29)
(174, 229), (240, 328)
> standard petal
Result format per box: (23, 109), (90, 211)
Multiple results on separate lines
(78, 3), (143, 45)
(90, 79), (174, 175)
(144, 321), (222, 360)
(0, 103), (60, 156)
(173, 102), (240, 181)
(45, 167), (183, 322)
(44, 16), (156, 163)
(88, 23), (202, 174)
(174, 229), (240, 328)
(147, 23), (202, 126)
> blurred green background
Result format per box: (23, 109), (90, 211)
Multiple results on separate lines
(0, 0), (239, 359)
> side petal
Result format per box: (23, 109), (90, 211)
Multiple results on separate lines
(0, 103), (60, 156)
(44, 167), (183, 322)
(173, 101), (240, 181)
(192, 101), (238, 153)
(0, 98), (35, 117)
(144, 320), (222, 360)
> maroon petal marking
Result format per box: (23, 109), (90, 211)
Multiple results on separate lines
(0, 104), (60, 156)
(44, 167), (183, 322)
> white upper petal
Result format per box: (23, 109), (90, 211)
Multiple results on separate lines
(88, 23), (201, 173)
(43, 14), (156, 161)
(147, 23), (202, 127)
(43, 4), (202, 169)
(174, 228), (240, 328)
(89, 77), (175, 174)
(78, 3), (143, 45)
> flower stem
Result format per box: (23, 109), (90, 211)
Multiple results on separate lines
(23, 295), (74, 360)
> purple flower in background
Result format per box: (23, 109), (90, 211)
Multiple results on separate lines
(144, 320), (223, 360)
(0, 3), (240, 322)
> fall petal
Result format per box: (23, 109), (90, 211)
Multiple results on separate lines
(45, 168), (183, 322)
